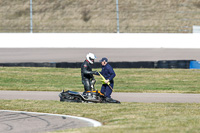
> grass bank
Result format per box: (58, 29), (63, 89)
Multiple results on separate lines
(1, 0), (200, 33)
(0, 100), (200, 133)
(0, 67), (200, 93)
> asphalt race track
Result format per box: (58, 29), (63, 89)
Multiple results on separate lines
(0, 48), (200, 63)
(0, 110), (101, 133)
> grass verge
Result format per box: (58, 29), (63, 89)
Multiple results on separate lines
(1, 0), (200, 33)
(0, 99), (200, 133)
(0, 67), (200, 93)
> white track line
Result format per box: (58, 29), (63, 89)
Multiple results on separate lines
(0, 110), (102, 127)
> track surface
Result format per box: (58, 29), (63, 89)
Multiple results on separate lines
(0, 110), (99, 133)
(1, 91), (200, 103)
(0, 48), (200, 63)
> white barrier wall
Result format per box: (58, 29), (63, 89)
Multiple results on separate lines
(0, 33), (199, 48)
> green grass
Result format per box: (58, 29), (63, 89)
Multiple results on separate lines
(0, 99), (200, 133)
(0, 67), (200, 93)
(1, 67), (200, 132)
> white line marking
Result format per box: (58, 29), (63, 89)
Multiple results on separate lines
(0, 110), (102, 127)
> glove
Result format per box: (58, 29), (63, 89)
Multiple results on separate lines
(101, 79), (110, 85)
(94, 71), (99, 75)
(92, 71), (98, 75)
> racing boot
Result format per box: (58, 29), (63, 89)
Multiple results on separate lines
(105, 97), (120, 103)
(106, 97), (114, 102)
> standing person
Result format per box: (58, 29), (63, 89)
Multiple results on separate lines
(98, 57), (116, 101)
(81, 53), (98, 99)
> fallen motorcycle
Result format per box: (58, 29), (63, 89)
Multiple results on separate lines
(59, 90), (120, 103)
(59, 72), (120, 103)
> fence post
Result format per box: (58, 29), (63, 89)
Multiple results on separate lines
(116, 0), (120, 33)
(30, 0), (33, 33)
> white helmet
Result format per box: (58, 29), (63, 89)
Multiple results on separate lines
(86, 53), (96, 64)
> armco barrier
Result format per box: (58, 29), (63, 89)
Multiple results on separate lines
(0, 60), (194, 69)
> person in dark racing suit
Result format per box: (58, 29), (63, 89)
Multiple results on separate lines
(81, 53), (98, 99)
